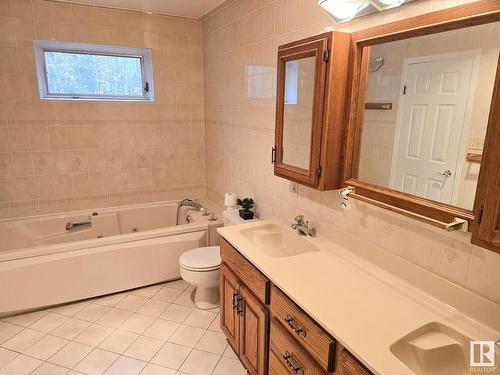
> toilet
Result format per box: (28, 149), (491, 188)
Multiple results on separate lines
(179, 208), (259, 309)
(179, 246), (221, 310)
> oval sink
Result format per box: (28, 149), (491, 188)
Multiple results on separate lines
(239, 223), (320, 258)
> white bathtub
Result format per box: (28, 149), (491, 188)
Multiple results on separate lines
(0, 201), (222, 316)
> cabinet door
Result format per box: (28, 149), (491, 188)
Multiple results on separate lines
(472, 56), (500, 254)
(239, 286), (268, 375)
(220, 264), (240, 353)
(337, 347), (372, 375)
(274, 33), (330, 188)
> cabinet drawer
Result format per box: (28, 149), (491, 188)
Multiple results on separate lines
(270, 318), (327, 375)
(271, 285), (335, 372)
(220, 238), (270, 304)
(337, 347), (372, 375)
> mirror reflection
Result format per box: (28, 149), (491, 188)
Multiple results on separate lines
(358, 22), (499, 210)
(282, 56), (316, 170)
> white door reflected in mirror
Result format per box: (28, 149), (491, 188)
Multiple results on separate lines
(358, 21), (499, 210)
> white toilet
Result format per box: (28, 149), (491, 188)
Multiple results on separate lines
(179, 209), (259, 309)
(179, 246), (221, 310)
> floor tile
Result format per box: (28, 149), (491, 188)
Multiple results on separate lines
(212, 356), (246, 375)
(24, 334), (69, 360)
(178, 349), (220, 375)
(140, 363), (176, 375)
(160, 305), (193, 324)
(103, 355), (146, 375)
(115, 296), (149, 313)
(150, 343), (191, 370)
(164, 280), (189, 291)
(130, 285), (162, 298)
(50, 302), (90, 317)
(98, 330), (138, 354)
(0, 354), (43, 375)
(3, 311), (47, 328)
(52, 318), (91, 340)
(120, 314), (155, 334)
(48, 341), (93, 368)
(183, 310), (217, 330)
(194, 331), (227, 355)
(0, 348), (18, 368)
(137, 300), (169, 318)
(0, 322), (23, 344)
(172, 289), (195, 308)
(73, 324), (113, 346)
(1, 328), (45, 352)
(143, 320), (179, 341)
(207, 314), (222, 333)
(168, 325), (204, 348)
(124, 336), (164, 361)
(152, 288), (183, 303)
(30, 312), (69, 333)
(222, 345), (237, 359)
(96, 309), (133, 328)
(73, 348), (119, 375)
(31, 362), (69, 375)
(93, 293), (128, 307)
(74, 305), (111, 323)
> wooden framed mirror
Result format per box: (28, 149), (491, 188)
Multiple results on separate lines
(343, 1), (500, 250)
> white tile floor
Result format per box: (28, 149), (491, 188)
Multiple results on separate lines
(0, 280), (246, 375)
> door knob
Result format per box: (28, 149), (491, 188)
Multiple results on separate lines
(441, 170), (452, 177)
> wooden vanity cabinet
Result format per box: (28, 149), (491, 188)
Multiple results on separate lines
(220, 239), (270, 375)
(220, 238), (373, 375)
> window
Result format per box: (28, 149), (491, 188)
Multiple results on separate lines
(34, 40), (154, 101)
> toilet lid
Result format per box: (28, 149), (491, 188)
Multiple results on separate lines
(179, 246), (221, 271)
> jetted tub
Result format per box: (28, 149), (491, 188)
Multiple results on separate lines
(0, 201), (222, 316)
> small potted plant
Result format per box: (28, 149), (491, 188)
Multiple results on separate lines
(237, 198), (255, 220)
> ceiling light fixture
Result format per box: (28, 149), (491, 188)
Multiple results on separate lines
(318, 0), (370, 23)
(318, 0), (410, 23)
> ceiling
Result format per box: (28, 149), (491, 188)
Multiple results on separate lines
(58, 0), (228, 19)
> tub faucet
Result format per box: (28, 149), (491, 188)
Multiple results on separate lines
(291, 215), (316, 237)
(178, 199), (209, 215)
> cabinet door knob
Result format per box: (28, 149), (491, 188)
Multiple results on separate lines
(282, 351), (304, 374)
(284, 315), (306, 337)
(441, 170), (452, 177)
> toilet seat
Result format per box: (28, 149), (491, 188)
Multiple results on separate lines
(179, 246), (221, 272)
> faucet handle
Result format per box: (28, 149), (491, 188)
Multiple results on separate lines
(294, 215), (305, 225)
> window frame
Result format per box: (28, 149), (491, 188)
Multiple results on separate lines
(33, 40), (155, 102)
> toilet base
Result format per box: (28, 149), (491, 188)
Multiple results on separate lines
(194, 285), (220, 310)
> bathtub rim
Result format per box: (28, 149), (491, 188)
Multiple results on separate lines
(0, 200), (222, 263)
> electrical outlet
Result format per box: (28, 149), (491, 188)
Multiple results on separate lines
(289, 181), (298, 197)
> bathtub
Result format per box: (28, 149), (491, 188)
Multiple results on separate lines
(0, 201), (222, 316)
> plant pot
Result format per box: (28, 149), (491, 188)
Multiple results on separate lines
(239, 209), (254, 220)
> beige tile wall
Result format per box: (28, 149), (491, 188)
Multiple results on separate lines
(203, 0), (500, 305)
(0, 0), (205, 219)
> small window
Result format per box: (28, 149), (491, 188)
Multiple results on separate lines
(34, 40), (154, 101)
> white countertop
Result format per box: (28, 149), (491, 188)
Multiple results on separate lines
(217, 219), (500, 375)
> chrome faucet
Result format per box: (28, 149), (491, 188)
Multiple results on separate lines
(178, 199), (209, 215)
(290, 215), (316, 237)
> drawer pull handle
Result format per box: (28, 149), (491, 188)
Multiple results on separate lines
(285, 315), (306, 337)
(283, 351), (304, 374)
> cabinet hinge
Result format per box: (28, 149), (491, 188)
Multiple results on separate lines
(324, 49), (330, 62)
(477, 205), (484, 224)
(403, 85), (407, 95)
(317, 166), (322, 178)
(271, 147), (276, 164)
(144, 81), (149, 93)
